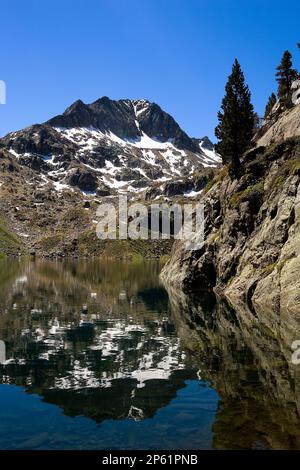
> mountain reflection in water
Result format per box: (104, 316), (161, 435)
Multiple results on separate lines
(0, 258), (300, 450)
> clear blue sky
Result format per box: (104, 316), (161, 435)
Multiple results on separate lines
(0, 0), (299, 140)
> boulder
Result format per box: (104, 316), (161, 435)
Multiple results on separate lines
(66, 167), (98, 192)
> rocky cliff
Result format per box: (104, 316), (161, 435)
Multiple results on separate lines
(256, 102), (300, 147)
(161, 103), (300, 315)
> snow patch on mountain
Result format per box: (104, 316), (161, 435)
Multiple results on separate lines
(1, 97), (221, 196)
(199, 141), (221, 163)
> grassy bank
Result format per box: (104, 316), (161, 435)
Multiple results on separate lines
(0, 216), (22, 257)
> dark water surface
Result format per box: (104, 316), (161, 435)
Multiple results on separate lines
(0, 258), (299, 450)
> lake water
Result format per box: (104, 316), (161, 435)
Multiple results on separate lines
(0, 258), (300, 450)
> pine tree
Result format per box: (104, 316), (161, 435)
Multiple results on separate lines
(253, 112), (260, 131)
(264, 93), (277, 118)
(276, 50), (297, 109)
(215, 59), (255, 177)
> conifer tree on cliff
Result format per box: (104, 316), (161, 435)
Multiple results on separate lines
(215, 59), (255, 177)
(276, 50), (297, 109)
(264, 93), (277, 118)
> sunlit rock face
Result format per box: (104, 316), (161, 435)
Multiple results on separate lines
(161, 137), (300, 315)
(257, 102), (300, 147)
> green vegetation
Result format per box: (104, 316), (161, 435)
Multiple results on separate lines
(285, 155), (300, 174)
(0, 216), (21, 257)
(215, 59), (255, 177)
(229, 181), (264, 209)
(36, 226), (173, 260)
(37, 233), (64, 251)
(204, 166), (229, 194)
(209, 230), (221, 244)
(276, 50), (298, 109)
(261, 262), (278, 275)
(264, 93), (277, 118)
(270, 174), (286, 191)
(261, 258), (289, 276)
(0, 257), (24, 284)
(269, 143), (300, 191)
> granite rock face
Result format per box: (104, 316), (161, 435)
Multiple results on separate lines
(161, 134), (300, 315)
(256, 102), (300, 147)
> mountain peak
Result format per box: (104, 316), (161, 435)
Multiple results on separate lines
(63, 99), (88, 115)
(1, 95), (221, 197)
(45, 96), (199, 151)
